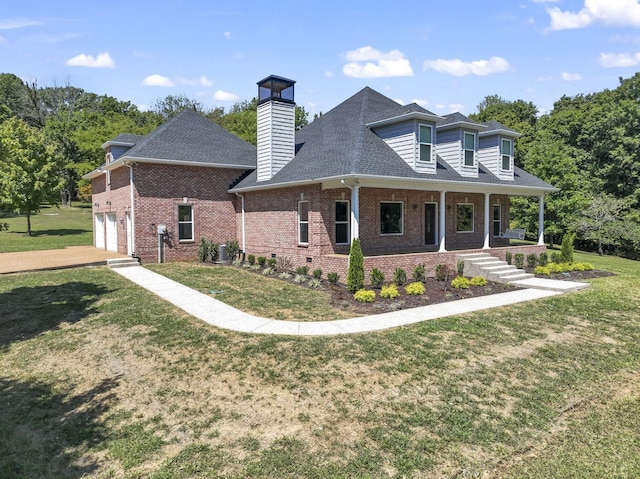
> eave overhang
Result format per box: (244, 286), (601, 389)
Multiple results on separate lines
(366, 111), (445, 128)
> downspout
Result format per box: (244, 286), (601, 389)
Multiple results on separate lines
(236, 193), (246, 256)
(341, 179), (360, 242)
(125, 162), (136, 257)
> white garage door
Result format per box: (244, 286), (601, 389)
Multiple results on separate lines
(94, 214), (105, 249)
(105, 213), (118, 252)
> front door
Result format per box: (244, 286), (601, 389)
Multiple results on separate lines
(105, 213), (117, 252)
(425, 203), (438, 245)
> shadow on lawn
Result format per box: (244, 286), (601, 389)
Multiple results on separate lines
(0, 281), (110, 352)
(0, 375), (121, 478)
(5, 228), (90, 237)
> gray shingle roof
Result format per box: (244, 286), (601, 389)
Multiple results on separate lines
(231, 87), (555, 192)
(481, 120), (522, 137)
(119, 109), (256, 168)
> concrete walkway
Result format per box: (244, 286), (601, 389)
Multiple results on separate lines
(113, 265), (570, 336)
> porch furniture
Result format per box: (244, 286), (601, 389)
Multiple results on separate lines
(499, 228), (526, 240)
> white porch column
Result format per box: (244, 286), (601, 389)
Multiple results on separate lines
(439, 191), (447, 252)
(538, 195), (545, 245)
(483, 192), (491, 249)
(351, 185), (360, 241)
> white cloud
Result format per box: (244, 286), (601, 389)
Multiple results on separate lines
(599, 51), (640, 67)
(175, 75), (213, 87)
(142, 74), (175, 87)
(561, 72), (582, 81)
(214, 90), (239, 101)
(423, 56), (510, 76)
(343, 46), (414, 78)
(224, 31), (231, 39)
(65, 52), (115, 68)
(0, 17), (41, 29)
(198, 76), (213, 87)
(411, 99), (429, 108)
(547, 0), (640, 30)
(324, 70), (334, 78)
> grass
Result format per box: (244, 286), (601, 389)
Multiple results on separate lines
(0, 203), (93, 252)
(0, 251), (638, 477)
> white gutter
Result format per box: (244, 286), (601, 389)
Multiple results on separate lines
(125, 162), (136, 256)
(236, 193), (246, 255)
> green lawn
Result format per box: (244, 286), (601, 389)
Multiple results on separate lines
(0, 251), (638, 478)
(0, 203), (93, 252)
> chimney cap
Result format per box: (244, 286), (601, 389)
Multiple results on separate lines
(258, 75), (295, 105)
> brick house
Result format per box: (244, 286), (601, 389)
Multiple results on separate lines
(85, 75), (555, 278)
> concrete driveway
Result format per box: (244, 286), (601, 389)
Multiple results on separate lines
(0, 246), (128, 274)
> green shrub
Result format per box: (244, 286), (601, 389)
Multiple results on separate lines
(347, 238), (365, 293)
(560, 232), (575, 263)
(247, 254), (256, 265)
(535, 266), (551, 276)
(539, 252), (549, 266)
(312, 268), (323, 279)
(572, 262), (594, 271)
(505, 251), (513, 265)
(296, 265), (309, 276)
(456, 259), (465, 277)
(226, 240), (239, 261)
(526, 253), (538, 269)
(257, 256), (267, 266)
(435, 264), (451, 282)
(308, 278), (322, 289)
(551, 252), (561, 263)
(354, 289), (375, 302)
(514, 253), (525, 269)
(293, 274), (307, 284)
(470, 276), (488, 287)
(279, 271), (291, 280)
(369, 268), (385, 289)
(267, 258), (277, 268)
(406, 282), (426, 295)
(209, 243), (219, 262)
(451, 276), (470, 289)
(380, 284), (400, 299)
(412, 263), (426, 283)
(262, 267), (274, 275)
(197, 237), (210, 263)
(393, 268), (407, 286)
(327, 272), (339, 285)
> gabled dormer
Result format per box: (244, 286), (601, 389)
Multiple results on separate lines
(435, 113), (487, 178)
(478, 120), (521, 181)
(101, 133), (144, 162)
(367, 103), (444, 175)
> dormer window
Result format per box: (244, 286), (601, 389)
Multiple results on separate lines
(419, 124), (433, 162)
(463, 132), (476, 167)
(501, 138), (512, 170)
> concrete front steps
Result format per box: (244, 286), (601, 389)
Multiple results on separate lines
(107, 257), (140, 268)
(456, 252), (534, 284)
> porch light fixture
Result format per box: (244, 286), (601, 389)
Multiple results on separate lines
(106, 201), (112, 205)
(93, 202), (99, 207)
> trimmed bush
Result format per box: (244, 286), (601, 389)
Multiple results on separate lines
(539, 252), (549, 266)
(197, 237), (210, 263)
(560, 232), (575, 263)
(370, 268), (385, 289)
(514, 253), (525, 269)
(412, 263), (426, 283)
(296, 265), (309, 276)
(226, 240), (239, 260)
(406, 282), (426, 295)
(470, 276), (488, 287)
(527, 253), (538, 269)
(551, 251), (561, 263)
(247, 254), (256, 265)
(354, 289), (375, 303)
(451, 276), (470, 289)
(327, 272), (339, 285)
(257, 256), (267, 266)
(393, 268), (407, 286)
(535, 266), (551, 276)
(209, 243), (219, 263)
(380, 284), (400, 299)
(347, 238), (365, 293)
(312, 268), (323, 279)
(572, 262), (593, 271)
(267, 258), (277, 268)
(435, 264), (451, 282)
(505, 251), (513, 265)
(456, 259), (465, 277)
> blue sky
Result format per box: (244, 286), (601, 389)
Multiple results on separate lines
(2, 0), (640, 117)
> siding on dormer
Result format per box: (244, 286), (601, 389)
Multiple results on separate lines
(374, 120), (437, 174)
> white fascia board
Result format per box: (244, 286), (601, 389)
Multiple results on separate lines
(478, 129), (522, 138)
(367, 111), (445, 128)
(100, 140), (136, 149)
(104, 156), (255, 171)
(437, 121), (488, 132)
(229, 178), (319, 194)
(82, 167), (106, 180)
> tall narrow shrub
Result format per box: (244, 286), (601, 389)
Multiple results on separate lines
(347, 238), (364, 293)
(560, 232), (575, 263)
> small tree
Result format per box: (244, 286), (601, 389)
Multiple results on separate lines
(0, 117), (63, 235)
(572, 194), (632, 256)
(560, 232), (575, 263)
(347, 238), (364, 293)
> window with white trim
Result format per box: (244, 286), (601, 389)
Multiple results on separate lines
(178, 205), (194, 241)
(501, 138), (512, 170)
(418, 124), (433, 162)
(335, 200), (350, 244)
(492, 204), (502, 237)
(298, 200), (309, 245)
(380, 201), (403, 235)
(456, 203), (474, 233)
(463, 132), (476, 167)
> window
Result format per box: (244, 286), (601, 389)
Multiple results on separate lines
(463, 132), (476, 167)
(456, 203), (474, 233)
(298, 200), (309, 244)
(501, 138), (512, 170)
(380, 202), (403, 235)
(178, 205), (193, 241)
(335, 200), (350, 244)
(493, 204), (502, 237)
(418, 124), (433, 162)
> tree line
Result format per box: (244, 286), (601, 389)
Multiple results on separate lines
(1, 71), (639, 258)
